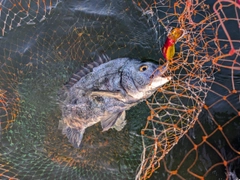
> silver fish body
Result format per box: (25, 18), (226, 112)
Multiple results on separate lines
(59, 54), (170, 148)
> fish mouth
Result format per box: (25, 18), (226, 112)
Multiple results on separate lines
(149, 64), (171, 89)
(150, 64), (169, 79)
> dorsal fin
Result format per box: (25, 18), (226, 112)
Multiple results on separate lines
(65, 52), (111, 88)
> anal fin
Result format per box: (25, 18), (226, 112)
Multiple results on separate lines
(62, 127), (85, 148)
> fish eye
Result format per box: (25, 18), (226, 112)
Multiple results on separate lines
(139, 65), (148, 72)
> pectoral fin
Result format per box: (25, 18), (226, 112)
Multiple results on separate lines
(90, 90), (125, 100)
(62, 126), (85, 148)
(101, 111), (126, 131)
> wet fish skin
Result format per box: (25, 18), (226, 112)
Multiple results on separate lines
(60, 54), (170, 148)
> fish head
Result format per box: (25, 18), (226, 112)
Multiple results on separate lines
(121, 59), (171, 100)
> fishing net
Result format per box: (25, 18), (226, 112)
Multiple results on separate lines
(132, 0), (240, 179)
(0, 0), (239, 180)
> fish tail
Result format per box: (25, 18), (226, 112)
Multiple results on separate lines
(62, 126), (85, 148)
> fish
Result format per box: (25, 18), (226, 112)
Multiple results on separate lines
(59, 53), (171, 148)
(162, 28), (184, 61)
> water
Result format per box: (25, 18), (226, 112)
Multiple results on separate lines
(0, 0), (240, 179)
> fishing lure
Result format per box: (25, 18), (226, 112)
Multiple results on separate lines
(162, 28), (185, 61)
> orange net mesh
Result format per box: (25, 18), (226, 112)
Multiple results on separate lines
(132, 0), (240, 179)
(0, 0), (240, 180)
(0, 0), (60, 36)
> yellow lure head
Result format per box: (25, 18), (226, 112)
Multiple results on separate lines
(168, 28), (184, 42)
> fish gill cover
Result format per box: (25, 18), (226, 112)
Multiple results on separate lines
(0, 0), (239, 180)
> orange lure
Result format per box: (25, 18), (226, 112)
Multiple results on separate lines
(162, 28), (184, 61)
